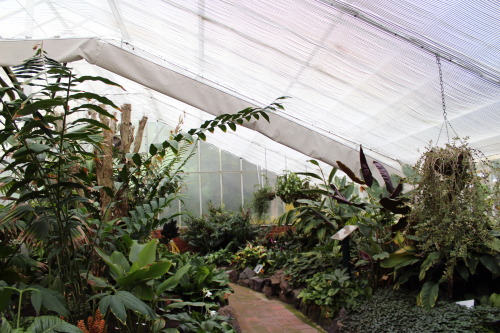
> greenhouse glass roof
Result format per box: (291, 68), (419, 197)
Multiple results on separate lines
(1, 0), (499, 176)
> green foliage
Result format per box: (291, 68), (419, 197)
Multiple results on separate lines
(298, 268), (372, 318)
(251, 183), (275, 220)
(1, 315), (82, 333)
(204, 249), (234, 267)
(410, 142), (498, 267)
(275, 171), (304, 204)
(342, 288), (500, 333)
(182, 205), (259, 254)
(165, 310), (235, 333)
(285, 244), (342, 288)
(232, 244), (268, 271)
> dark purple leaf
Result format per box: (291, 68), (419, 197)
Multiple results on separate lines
(336, 161), (365, 185)
(329, 194), (365, 209)
(373, 161), (395, 193)
(391, 217), (408, 232)
(389, 182), (404, 199)
(359, 146), (373, 187)
(380, 197), (410, 214)
(359, 250), (372, 261)
(329, 183), (345, 199)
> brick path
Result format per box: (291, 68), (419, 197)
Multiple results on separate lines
(228, 283), (323, 333)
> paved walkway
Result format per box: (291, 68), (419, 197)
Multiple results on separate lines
(228, 283), (323, 333)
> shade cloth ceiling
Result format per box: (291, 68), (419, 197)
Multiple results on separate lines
(1, 0), (499, 176)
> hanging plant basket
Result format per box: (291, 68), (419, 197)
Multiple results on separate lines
(409, 141), (499, 265)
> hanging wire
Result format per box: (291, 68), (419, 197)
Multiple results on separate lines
(435, 54), (462, 146)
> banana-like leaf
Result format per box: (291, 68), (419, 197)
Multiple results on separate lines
(359, 146), (373, 187)
(373, 161), (394, 193)
(389, 182), (404, 199)
(336, 161), (365, 185)
(419, 252), (441, 281)
(156, 264), (191, 296)
(417, 281), (440, 310)
(129, 240), (156, 271)
(116, 261), (172, 289)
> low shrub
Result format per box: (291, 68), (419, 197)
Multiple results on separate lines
(298, 268), (371, 318)
(182, 205), (259, 254)
(232, 244), (268, 271)
(341, 288), (500, 333)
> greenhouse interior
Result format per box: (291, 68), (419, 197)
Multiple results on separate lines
(0, 0), (499, 332)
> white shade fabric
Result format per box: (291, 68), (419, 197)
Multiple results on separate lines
(0, 0), (498, 176)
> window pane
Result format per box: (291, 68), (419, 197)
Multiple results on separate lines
(181, 173), (200, 216)
(201, 173), (221, 213)
(221, 150), (240, 171)
(200, 142), (220, 172)
(222, 172), (242, 211)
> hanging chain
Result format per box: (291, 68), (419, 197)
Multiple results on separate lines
(436, 54), (450, 144)
(436, 55), (447, 122)
(435, 54), (463, 146)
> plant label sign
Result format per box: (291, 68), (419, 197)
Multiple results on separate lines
(455, 300), (474, 308)
(253, 264), (264, 274)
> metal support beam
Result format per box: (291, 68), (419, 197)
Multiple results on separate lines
(107, 0), (131, 42)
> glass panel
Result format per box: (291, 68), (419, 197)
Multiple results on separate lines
(243, 172), (260, 206)
(221, 150), (240, 171)
(222, 172), (242, 211)
(200, 142), (220, 172)
(181, 173), (200, 216)
(242, 158), (256, 172)
(201, 173), (221, 213)
(182, 145), (199, 173)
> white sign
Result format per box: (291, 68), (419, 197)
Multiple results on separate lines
(455, 300), (474, 308)
(332, 225), (359, 241)
(253, 264), (264, 274)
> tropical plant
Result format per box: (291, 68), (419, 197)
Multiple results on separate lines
(0, 46), (121, 317)
(285, 243), (342, 288)
(298, 268), (372, 318)
(275, 171), (304, 204)
(232, 244), (268, 271)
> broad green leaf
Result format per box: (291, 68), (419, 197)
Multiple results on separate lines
(0, 317), (13, 333)
(110, 293), (127, 323)
(70, 118), (111, 130)
(132, 153), (142, 166)
(80, 272), (110, 289)
(130, 239), (156, 271)
(372, 252), (390, 261)
(16, 99), (64, 116)
(115, 291), (156, 319)
(12, 143), (51, 158)
(166, 301), (207, 309)
(69, 92), (120, 109)
(417, 281), (439, 310)
(73, 75), (124, 89)
(31, 285), (69, 317)
(480, 255), (500, 275)
(28, 316), (81, 333)
(132, 284), (155, 301)
(156, 264), (191, 295)
(116, 261), (172, 289)
(419, 252), (441, 281)
(380, 251), (418, 269)
(111, 251), (130, 273)
(96, 248), (125, 279)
